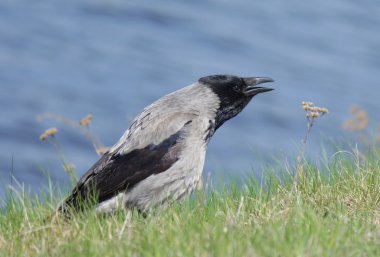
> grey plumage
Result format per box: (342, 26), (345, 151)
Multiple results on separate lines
(59, 75), (274, 214)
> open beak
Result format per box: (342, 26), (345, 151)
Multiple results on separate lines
(243, 77), (274, 96)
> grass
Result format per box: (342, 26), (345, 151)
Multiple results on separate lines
(1, 150), (379, 257)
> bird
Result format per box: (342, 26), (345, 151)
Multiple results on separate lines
(58, 74), (274, 215)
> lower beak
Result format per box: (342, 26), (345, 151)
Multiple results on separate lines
(243, 77), (274, 96)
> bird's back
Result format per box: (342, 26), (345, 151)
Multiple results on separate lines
(59, 83), (219, 213)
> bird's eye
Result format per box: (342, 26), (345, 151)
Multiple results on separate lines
(233, 84), (241, 92)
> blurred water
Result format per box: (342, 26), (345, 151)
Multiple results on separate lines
(0, 0), (379, 197)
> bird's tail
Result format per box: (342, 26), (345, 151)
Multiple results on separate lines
(51, 190), (80, 219)
(41, 192), (79, 223)
(57, 192), (76, 214)
(55, 186), (99, 218)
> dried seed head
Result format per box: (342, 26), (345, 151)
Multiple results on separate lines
(302, 101), (314, 106)
(79, 114), (93, 126)
(350, 105), (360, 114)
(302, 101), (315, 111)
(316, 107), (329, 114)
(307, 112), (320, 118)
(39, 127), (58, 141)
(301, 101), (329, 119)
(95, 147), (110, 155)
(40, 129), (57, 140)
(342, 105), (368, 132)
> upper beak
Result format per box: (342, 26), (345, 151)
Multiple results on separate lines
(243, 77), (275, 96)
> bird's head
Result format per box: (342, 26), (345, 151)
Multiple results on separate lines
(199, 75), (274, 129)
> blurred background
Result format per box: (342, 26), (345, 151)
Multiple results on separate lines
(1, 0), (379, 197)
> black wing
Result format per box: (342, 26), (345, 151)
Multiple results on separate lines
(59, 120), (192, 212)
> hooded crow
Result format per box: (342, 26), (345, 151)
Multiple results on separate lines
(59, 75), (274, 214)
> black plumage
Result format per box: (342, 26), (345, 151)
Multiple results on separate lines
(59, 120), (192, 213)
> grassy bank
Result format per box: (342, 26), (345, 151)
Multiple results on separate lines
(1, 152), (379, 257)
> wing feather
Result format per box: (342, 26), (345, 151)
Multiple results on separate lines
(60, 119), (193, 212)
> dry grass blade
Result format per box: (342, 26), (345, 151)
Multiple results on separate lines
(295, 101), (329, 186)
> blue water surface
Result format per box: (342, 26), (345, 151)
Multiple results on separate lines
(0, 0), (379, 198)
